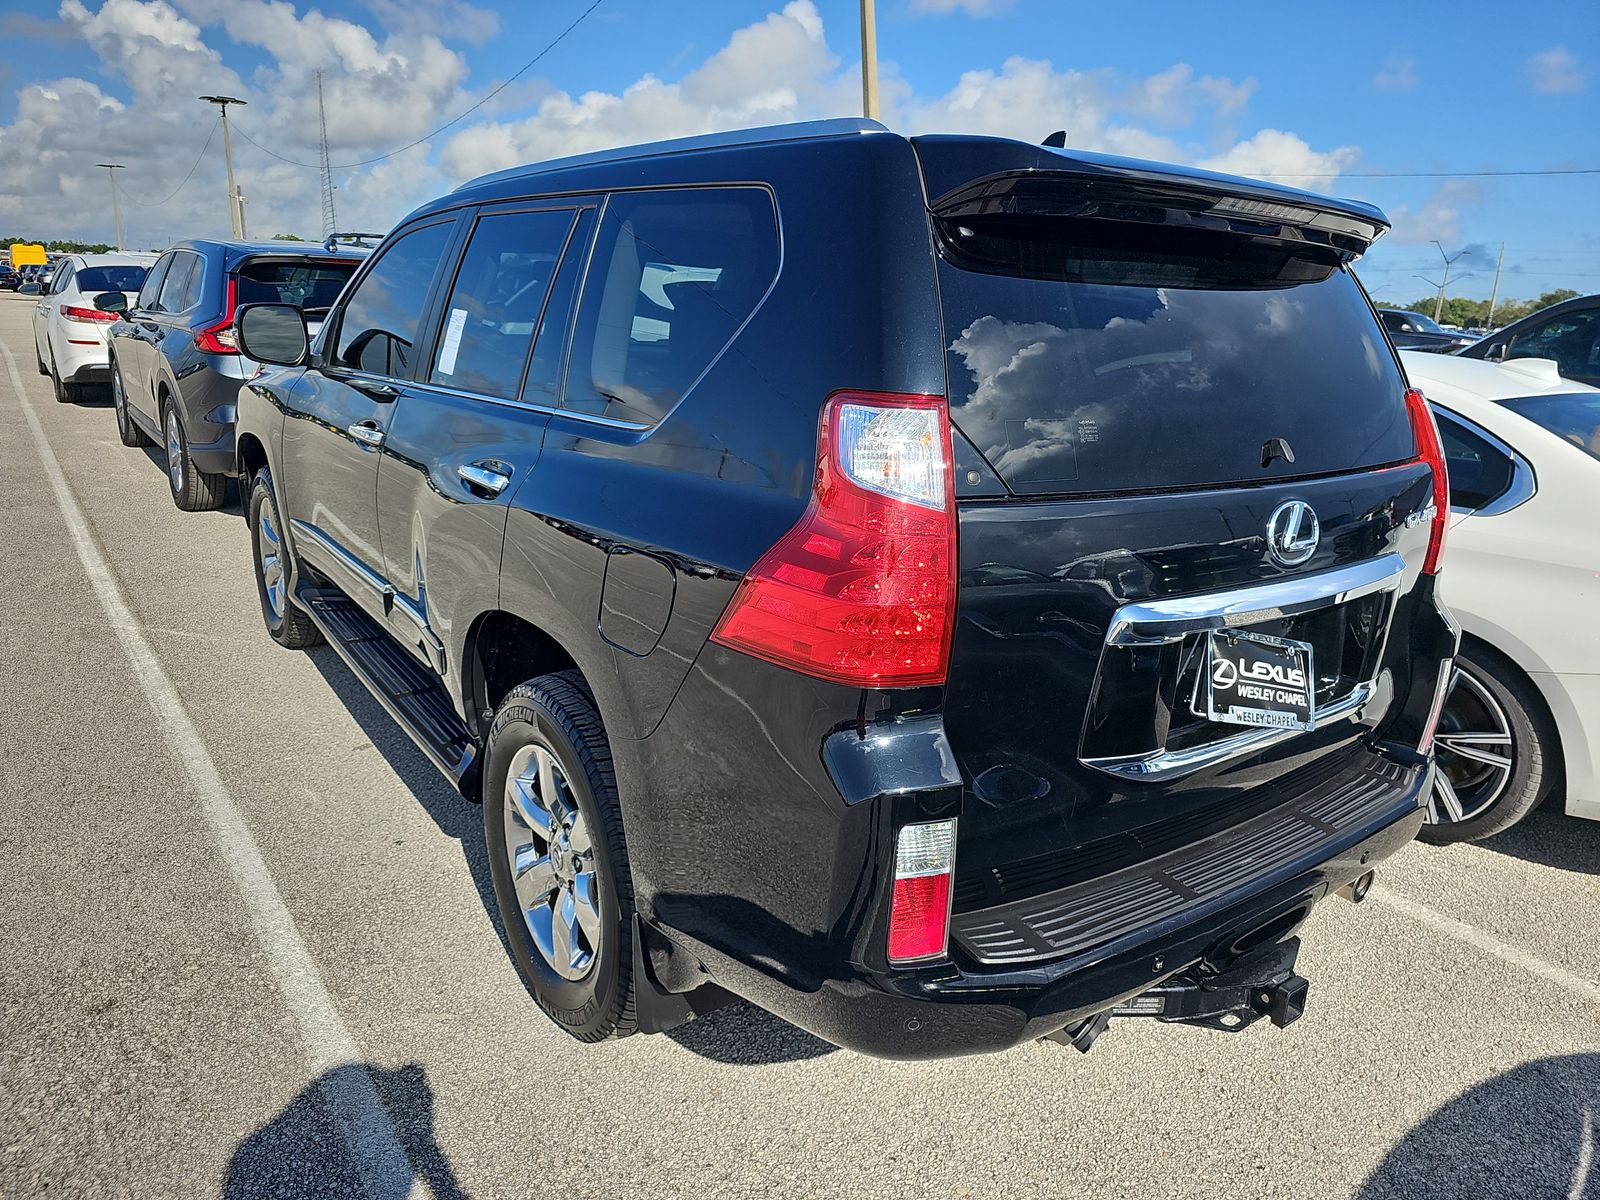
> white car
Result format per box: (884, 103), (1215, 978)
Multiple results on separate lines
(1402, 350), (1600, 842)
(31, 253), (156, 403)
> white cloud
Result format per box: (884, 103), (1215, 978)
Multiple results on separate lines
(1385, 181), (1484, 246)
(909, 0), (1013, 14)
(1197, 130), (1358, 193)
(1373, 54), (1418, 92)
(1528, 46), (1583, 94)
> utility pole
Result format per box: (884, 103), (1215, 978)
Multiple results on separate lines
(316, 71), (338, 238)
(859, 0), (880, 121)
(96, 163), (126, 251)
(236, 190), (248, 240)
(199, 95), (247, 239)
(1430, 240), (1471, 323)
(1486, 241), (1506, 329)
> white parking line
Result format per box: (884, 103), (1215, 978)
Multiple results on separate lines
(1, 342), (430, 1200)
(1370, 884), (1600, 1007)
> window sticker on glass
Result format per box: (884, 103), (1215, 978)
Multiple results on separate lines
(437, 307), (469, 376)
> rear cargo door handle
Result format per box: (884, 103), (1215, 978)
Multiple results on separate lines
(457, 461), (512, 497)
(347, 421), (385, 448)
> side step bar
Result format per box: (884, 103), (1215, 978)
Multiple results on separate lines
(297, 586), (478, 794)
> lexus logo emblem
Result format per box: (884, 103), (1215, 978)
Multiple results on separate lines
(1211, 659), (1238, 687)
(1266, 500), (1320, 567)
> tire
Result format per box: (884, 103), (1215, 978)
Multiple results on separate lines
(49, 352), (71, 404)
(163, 400), (226, 512)
(1418, 643), (1561, 844)
(247, 468), (322, 649)
(36, 342), (48, 375)
(484, 671), (638, 1043)
(112, 361), (150, 447)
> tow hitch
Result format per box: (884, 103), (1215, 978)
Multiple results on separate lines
(1048, 938), (1309, 1053)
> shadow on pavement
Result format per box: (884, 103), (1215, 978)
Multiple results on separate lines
(223, 1062), (466, 1199)
(1358, 1053), (1599, 1199)
(1478, 806), (1600, 877)
(665, 998), (837, 1064)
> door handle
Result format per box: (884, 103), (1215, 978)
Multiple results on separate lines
(348, 421), (385, 447)
(457, 462), (512, 496)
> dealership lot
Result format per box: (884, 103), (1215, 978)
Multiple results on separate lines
(0, 294), (1596, 1198)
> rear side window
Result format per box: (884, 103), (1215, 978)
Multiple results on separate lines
(158, 252), (197, 313)
(935, 219), (1413, 495)
(564, 187), (779, 426)
(1433, 410), (1516, 510)
(237, 257), (359, 313)
(138, 254), (173, 311)
(332, 222), (454, 377)
(428, 207), (576, 401)
(1502, 392), (1600, 462)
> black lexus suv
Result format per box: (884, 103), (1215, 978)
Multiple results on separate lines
(231, 119), (1457, 1060)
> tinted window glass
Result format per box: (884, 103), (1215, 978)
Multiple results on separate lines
(565, 188), (779, 425)
(524, 209), (594, 409)
(158, 252), (196, 312)
(1433, 410), (1515, 510)
(1502, 393), (1600, 462)
(935, 220), (1412, 495)
(76, 265), (149, 294)
(138, 254), (172, 310)
(237, 257), (359, 312)
(181, 257), (206, 310)
(429, 208), (576, 401)
(332, 222), (453, 376)
(1507, 309), (1600, 378)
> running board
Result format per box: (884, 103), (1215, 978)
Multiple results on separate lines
(297, 586), (478, 793)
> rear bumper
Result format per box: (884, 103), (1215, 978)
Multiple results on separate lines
(671, 764), (1425, 1059)
(177, 359), (245, 475)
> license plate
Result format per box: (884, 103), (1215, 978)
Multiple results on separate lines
(1200, 629), (1315, 732)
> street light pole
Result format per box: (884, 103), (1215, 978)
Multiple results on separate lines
(1486, 241), (1506, 329)
(96, 163), (126, 251)
(1430, 240), (1471, 323)
(859, 0), (880, 121)
(199, 95), (247, 239)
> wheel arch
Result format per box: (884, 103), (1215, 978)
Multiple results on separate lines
(461, 609), (587, 742)
(1455, 630), (1567, 796)
(236, 430), (269, 486)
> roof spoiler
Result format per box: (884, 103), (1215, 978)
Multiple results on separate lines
(929, 170), (1387, 260)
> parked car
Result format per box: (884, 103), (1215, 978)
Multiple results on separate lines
(1379, 308), (1477, 353)
(101, 238), (366, 511)
(231, 119), (1456, 1060)
(29, 253), (155, 402)
(1457, 293), (1600, 387)
(0, 266), (20, 290)
(1401, 350), (1600, 841)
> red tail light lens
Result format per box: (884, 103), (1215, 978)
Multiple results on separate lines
(194, 275), (239, 355)
(709, 391), (957, 687)
(887, 819), (956, 965)
(59, 304), (118, 323)
(1405, 387), (1449, 575)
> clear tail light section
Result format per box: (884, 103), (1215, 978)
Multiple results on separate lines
(59, 304), (119, 324)
(709, 391), (957, 687)
(887, 818), (956, 965)
(194, 275), (239, 355)
(1418, 657), (1455, 755)
(1405, 387), (1449, 575)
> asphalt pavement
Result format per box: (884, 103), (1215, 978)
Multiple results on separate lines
(1, 292), (1597, 1200)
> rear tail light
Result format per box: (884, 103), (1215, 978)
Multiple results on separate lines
(194, 275), (239, 355)
(887, 819), (956, 965)
(1405, 387), (1449, 575)
(59, 304), (118, 324)
(709, 391), (957, 687)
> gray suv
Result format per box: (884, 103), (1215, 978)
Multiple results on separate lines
(100, 239), (366, 510)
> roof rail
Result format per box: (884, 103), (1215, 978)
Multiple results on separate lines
(455, 117), (892, 193)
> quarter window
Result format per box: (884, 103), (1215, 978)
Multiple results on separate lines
(429, 208), (577, 401)
(1433, 409), (1516, 511)
(564, 188), (780, 425)
(332, 222), (454, 377)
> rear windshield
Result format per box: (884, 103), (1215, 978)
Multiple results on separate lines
(236, 258), (359, 313)
(935, 217), (1414, 496)
(1501, 393), (1600, 462)
(76, 265), (149, 293)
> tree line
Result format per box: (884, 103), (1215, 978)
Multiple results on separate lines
(1366, 288), (1580, 331)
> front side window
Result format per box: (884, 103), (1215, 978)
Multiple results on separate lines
(1507, 309), (1600, 377)
(564, 187), (780, 426)
(1502, 393), (1600, 463)
(428, 208), (576, 401)
(331, 222), (454, 377)
(138, 254), (173, 311)
(1433, 409), (1516, 510)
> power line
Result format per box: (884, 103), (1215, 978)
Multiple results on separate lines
(230, 0), (604, 172)
(1261, 167), (1600, 180)
(124, 118), (220, 208)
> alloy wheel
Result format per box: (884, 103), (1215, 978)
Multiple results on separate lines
(113, 370), (127, 432)
(257, 505), (285, 621)
(1427, 665), (1515, 825)
(503, 743), (600, 981)
(165, 409), (184, 493)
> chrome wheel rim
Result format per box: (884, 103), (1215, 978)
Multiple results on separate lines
(257, 505), (284, 621)
(165, 409), (183, 492)
(1427, 666), (1515, 825)
(504, 744), (600, 981)
(113, 370), (126, 429)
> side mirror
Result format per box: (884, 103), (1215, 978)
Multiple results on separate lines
(1490, 342), (1508, 362)
(93, 291), (128, 315)
(18, 283), (39, 296)
(236, 303), (309, 367)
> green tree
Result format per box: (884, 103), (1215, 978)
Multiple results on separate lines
(270, 232), (307, 242)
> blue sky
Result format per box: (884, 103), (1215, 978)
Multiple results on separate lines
(0, 0), (1593, 303)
